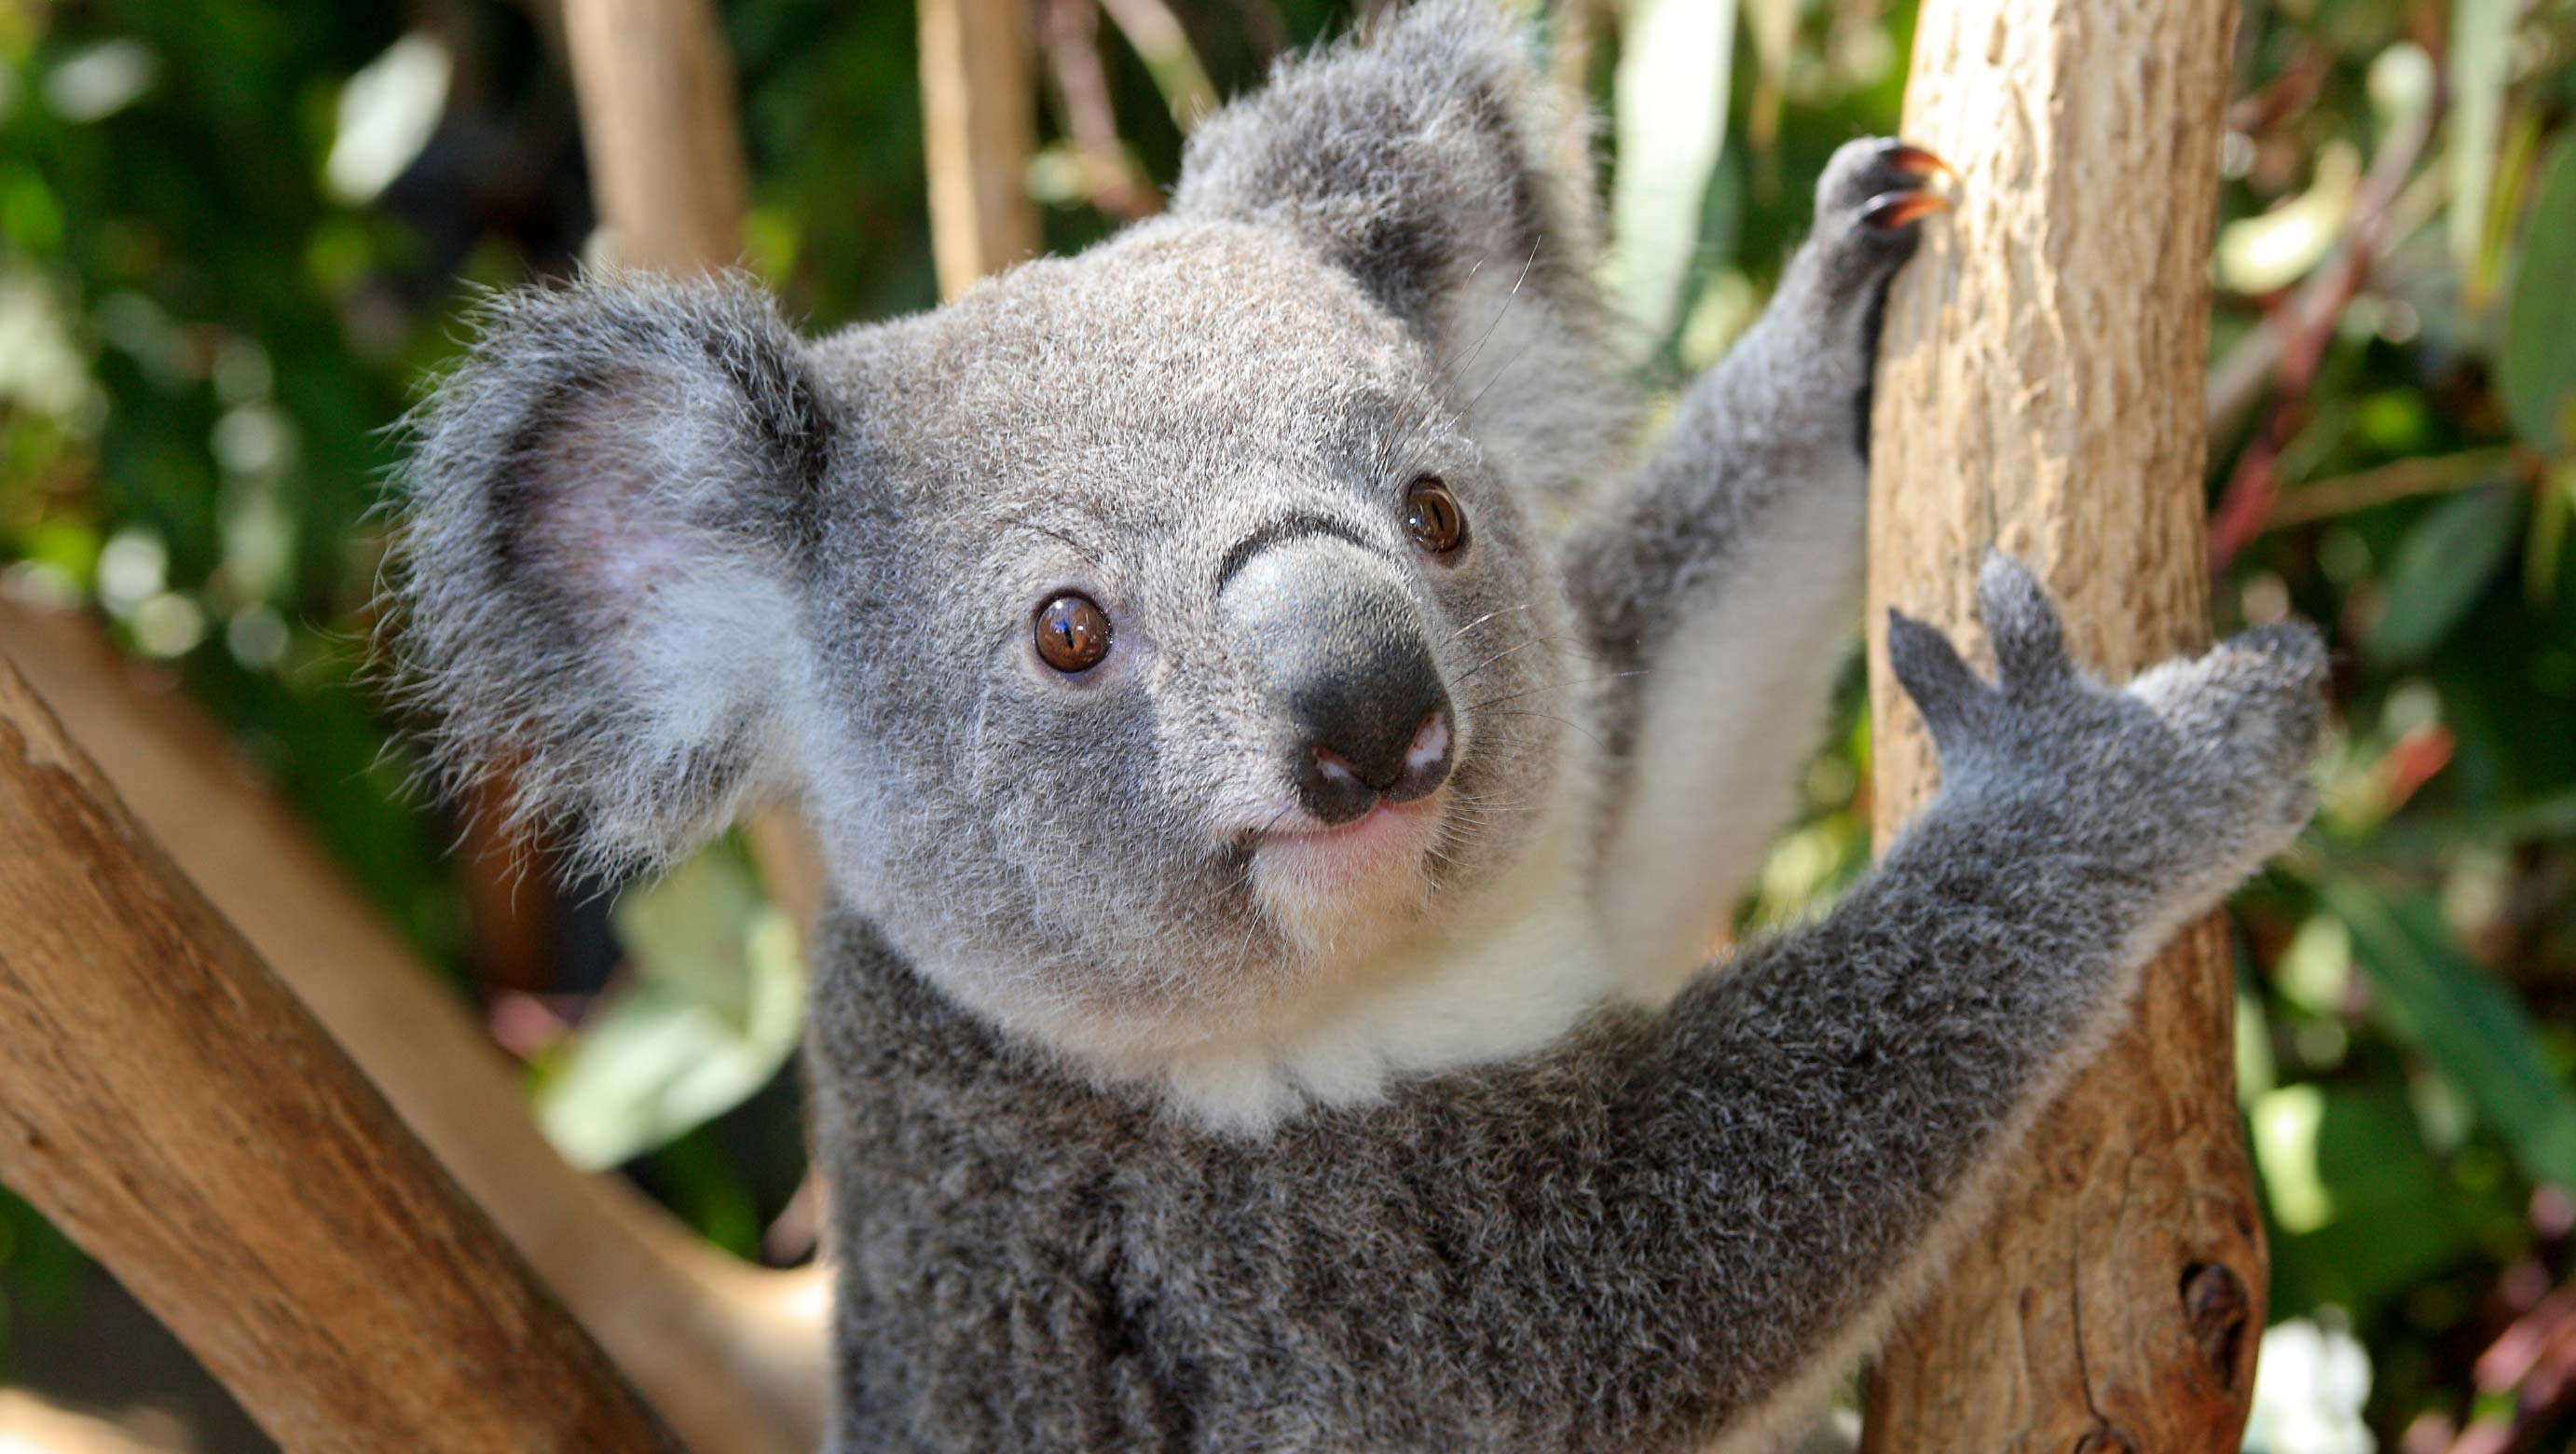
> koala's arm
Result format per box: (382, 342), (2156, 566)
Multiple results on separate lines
(1561, 141), (1945, 992)
(1155, 561), (2323, 1452)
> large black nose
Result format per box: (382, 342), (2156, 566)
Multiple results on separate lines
(1292, 664), (1453, 825)
(1224, 533), (1457, 827)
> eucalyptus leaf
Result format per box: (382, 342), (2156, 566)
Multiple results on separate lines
(611, 844), (770, 1024)
(535, 907), (807, 1172)
(2368, 483), (2526, 663)
(2323, 874), (2576, 1191)
(2258, 1083), (2476, 1319)
(2501, 137), (2576, 454)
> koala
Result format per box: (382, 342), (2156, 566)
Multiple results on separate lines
(391, 3), (2326, 1450)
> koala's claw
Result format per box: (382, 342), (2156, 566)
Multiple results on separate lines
(1860, 190), (1951, 233)
(1880, 142), (1953, 180)
(1819, 137), (1953, 242)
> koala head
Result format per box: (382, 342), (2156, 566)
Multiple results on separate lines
(394, 0), (1631, 1070)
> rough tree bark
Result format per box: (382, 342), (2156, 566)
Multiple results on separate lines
(1857, 2), (2266, 1450)
(0, 658), (680, 1454)
(0, 599), (828, 1454)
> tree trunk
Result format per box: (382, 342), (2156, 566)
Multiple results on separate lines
(1857, 2), (2266, 1450)
(0, 659), (680, 1454)
(919, 0), (1042, 299)
(561, 0), (748, 275)
(0, 599), (828, 1454)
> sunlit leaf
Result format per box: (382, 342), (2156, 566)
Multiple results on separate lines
(1098, 0), (1217, 130)
(535, 850), (807, 1171)
(2216, 143), (2360, 295)
(325, 34), (452, 206)
(1609, 0), (1735, 349)
(2501, 137), (2576, 454)
(2322, 873), (2576, 1191)
(2368, 483), (2526, 663)
(43, 37), (157, 123)
(2258, 1083), (2474, 1316)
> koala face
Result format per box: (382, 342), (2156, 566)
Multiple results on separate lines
(795, 222), (1575, 1058)
(394, 1), (1627, 1074)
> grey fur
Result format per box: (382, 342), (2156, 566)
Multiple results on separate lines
(390, 3), (2324, 1449)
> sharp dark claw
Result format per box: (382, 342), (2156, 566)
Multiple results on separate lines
(1881, 142), (1953, 179)
(1860, 190), (1951, 232)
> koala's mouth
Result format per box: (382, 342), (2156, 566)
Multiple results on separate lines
(1243, 790), (1446, 946)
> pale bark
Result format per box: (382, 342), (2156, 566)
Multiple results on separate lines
(1857, 1), (2266, 1449)
(0, 657), (679, 1454)
(0, 600), (829, 1454)
(561, 0), (749, 274)
(920, 0), (1043, 299)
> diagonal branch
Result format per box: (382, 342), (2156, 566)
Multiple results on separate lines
(0, 599), (827, 1454)
(0, 654), (681, 1453)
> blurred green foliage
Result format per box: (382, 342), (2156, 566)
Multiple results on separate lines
(1, 0), (2572, 1446)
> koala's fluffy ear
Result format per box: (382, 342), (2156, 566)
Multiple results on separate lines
(1177, 0), (1600, 319)
(392, 273), (830, 875)
(1174, 0), (1630, 495)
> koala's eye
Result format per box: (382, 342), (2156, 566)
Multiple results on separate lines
(1404, 476), (1467, 556)
(1035, 593), (1113, 674)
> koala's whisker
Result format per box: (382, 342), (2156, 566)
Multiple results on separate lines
(1445, 601), (1533, 644)
(1436, 240), (1541, 391)
(1454, 633), (1593, 688)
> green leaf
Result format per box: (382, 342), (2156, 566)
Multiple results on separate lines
(2369, 483), (2526, 663)
(613, 844), (768, 1022)
(535, 850), (807, 1171)
(2321, 873), (2576, 1191)
(2255, 1083), (2477, 1317)
(2502, 137), (2576, 454)
(1609, 0), (1736, 349)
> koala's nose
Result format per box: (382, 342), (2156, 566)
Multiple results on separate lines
(1295, 684), (1453, 826)
(1222, 533), (1456, 827)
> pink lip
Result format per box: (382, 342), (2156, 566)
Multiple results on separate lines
(1254, 796), (1439, 877)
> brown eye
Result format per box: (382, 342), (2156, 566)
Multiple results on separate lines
(1035, 593), (1112, 673)
(1404, 476), (1467, 555)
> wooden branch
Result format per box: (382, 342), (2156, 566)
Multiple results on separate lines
(920, 0), (1043, 298)
(1857, 2), (2266, 1450)
(561, 0), (748, 273)
(0, 600), (827, 1454)
(0, 658), (679, 1453)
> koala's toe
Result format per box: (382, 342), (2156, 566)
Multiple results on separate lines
(1886, 608), (1994, 749)
(2204, 622), (2332, 765)
(1974, 551), (2075, 699)
(2231, 621), (2331, 687)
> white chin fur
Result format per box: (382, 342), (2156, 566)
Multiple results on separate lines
(1142, 767), (1613, 1135)
(1248, 801), (1441, 958)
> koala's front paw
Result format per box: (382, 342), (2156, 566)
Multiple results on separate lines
(1887, 552), (2327, 893)
(1812, 137), (1951, 291)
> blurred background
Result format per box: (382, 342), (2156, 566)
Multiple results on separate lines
(0, 0), (2569, 1450)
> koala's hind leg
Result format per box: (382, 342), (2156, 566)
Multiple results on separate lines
(1564, 139), (1948, 993)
